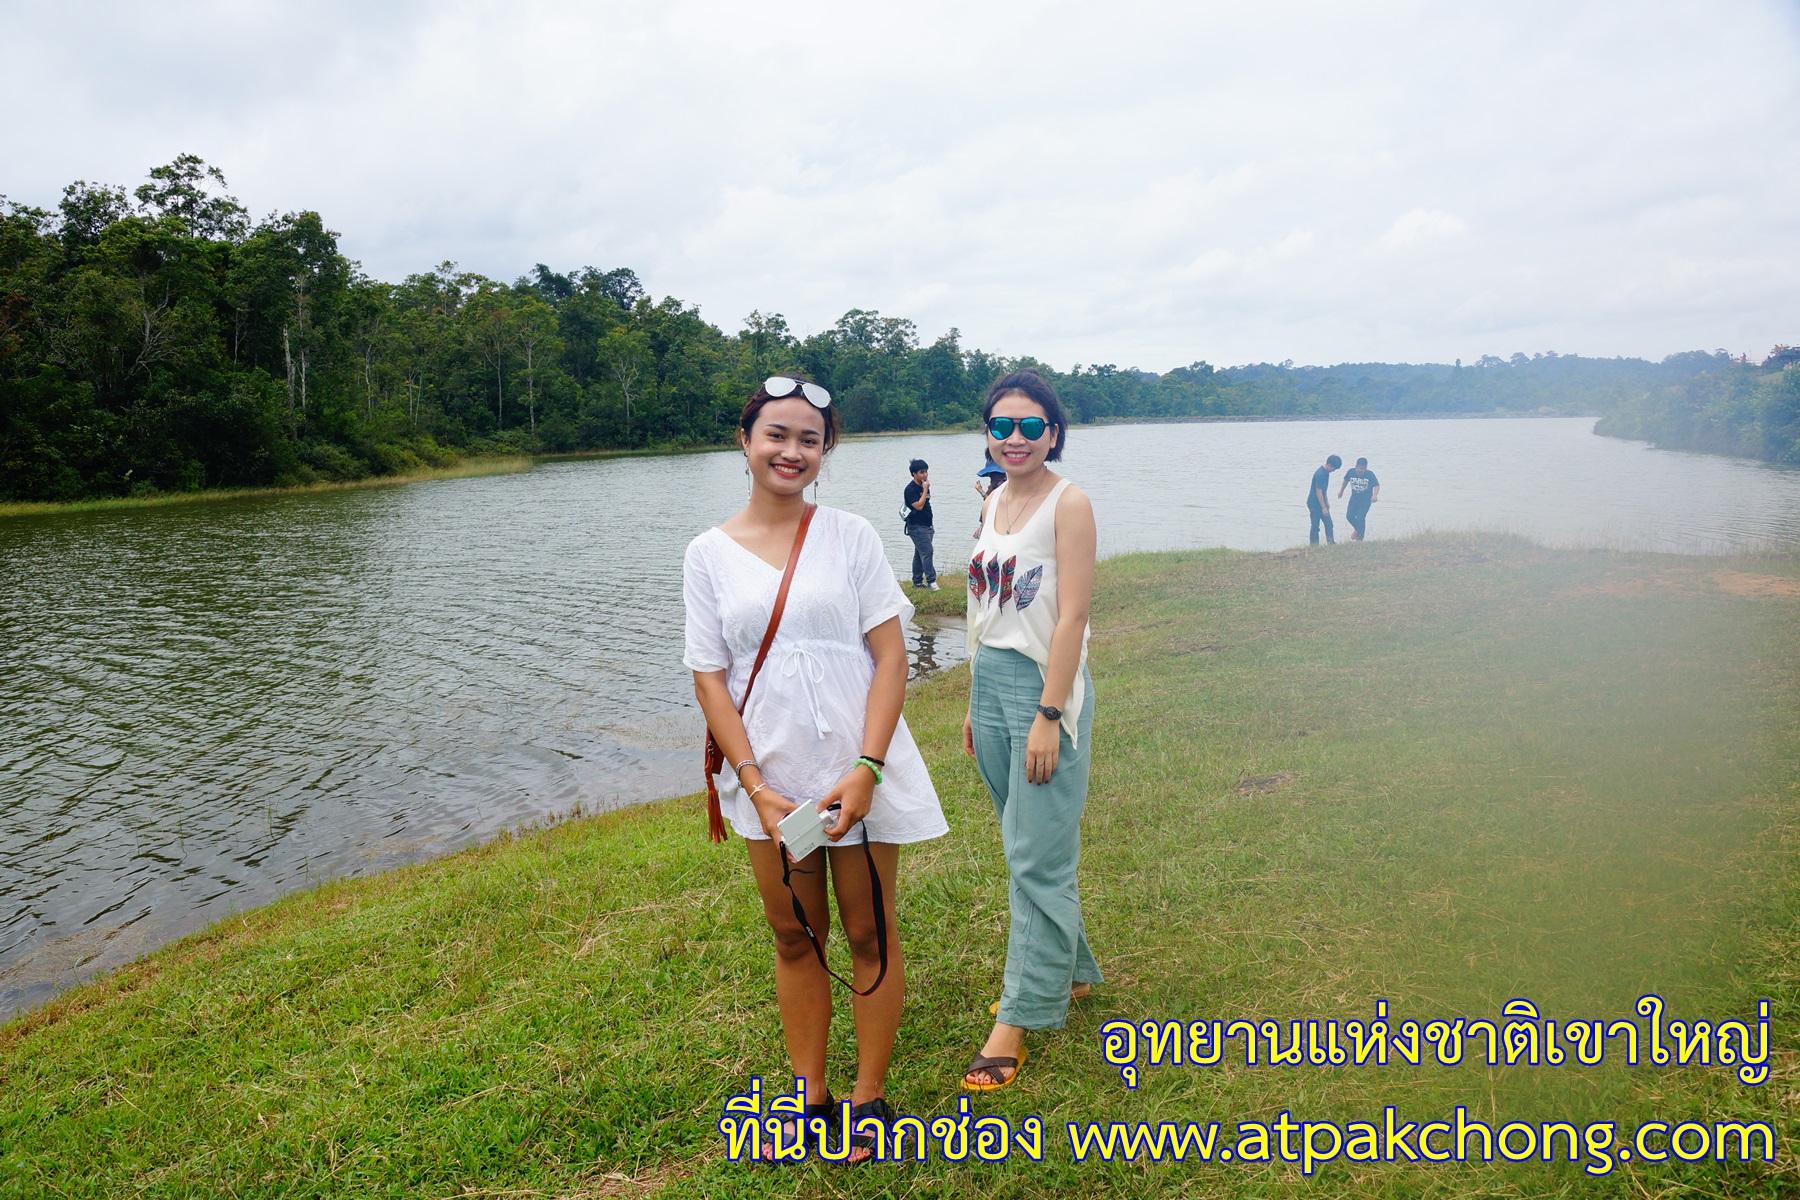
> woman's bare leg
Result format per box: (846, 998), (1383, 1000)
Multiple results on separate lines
(828, 841), (903, 1106)
(747, 838), (833, 1105)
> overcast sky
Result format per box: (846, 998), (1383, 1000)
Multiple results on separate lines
(4, 0), (1797, 370)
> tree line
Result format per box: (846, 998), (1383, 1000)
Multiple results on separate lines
(2, 157), (1787, 502)
(1593, 348), (1800, 464)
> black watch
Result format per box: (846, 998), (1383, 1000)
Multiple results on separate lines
(1036, 703), (1063, 722)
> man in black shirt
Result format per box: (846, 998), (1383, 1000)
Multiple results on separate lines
(1338, 457), (1381, 540)
(904, 458), (938, 589)
(1306, 454), (1342, 545)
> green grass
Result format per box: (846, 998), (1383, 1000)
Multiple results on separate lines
(2, 536), (1796, 1198)
(0, 457), (533, 518)
(907, 580), (969, 617)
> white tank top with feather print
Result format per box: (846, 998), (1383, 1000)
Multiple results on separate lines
(966, 476), (1090, 746)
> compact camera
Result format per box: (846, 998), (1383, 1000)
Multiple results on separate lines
(777, 801), (841, 860)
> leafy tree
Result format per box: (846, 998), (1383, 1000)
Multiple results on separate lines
(598, 325), (651, 447)
(134, 154), (249, 241)
(512, 296), (560, 434)
(56, 182), (132, 250)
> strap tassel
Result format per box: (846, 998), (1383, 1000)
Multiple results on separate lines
(705, 732), (729, 843)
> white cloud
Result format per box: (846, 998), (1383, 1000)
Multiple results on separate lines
(3, 0), (1797, 368)
(1378, 210), (1469, 250)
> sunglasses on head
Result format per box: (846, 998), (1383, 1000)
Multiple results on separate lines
(764, 376), (832, 409)
(986, 415), (1049, 441)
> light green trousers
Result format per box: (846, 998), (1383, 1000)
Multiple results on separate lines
(969, 646), (1102, 1030)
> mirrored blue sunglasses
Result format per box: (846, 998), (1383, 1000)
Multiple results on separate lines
(986, 415), (1048, 440)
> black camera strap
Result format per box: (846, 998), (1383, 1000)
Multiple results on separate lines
(779, 820), (889, 996)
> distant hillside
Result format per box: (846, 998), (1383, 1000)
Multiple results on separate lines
(1055, 352), (1717, 425)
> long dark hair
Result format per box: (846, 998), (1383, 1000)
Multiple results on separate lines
(739, 374), (839, 451)
(983, 369), (1067, 462)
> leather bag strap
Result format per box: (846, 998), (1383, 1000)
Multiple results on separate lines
(704, 503), (817, 842)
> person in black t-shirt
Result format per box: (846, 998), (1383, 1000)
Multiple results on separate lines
(903, 458), (938, 589)
(1337, 457), (1381, 540)
(1306, 455), (1341, 545)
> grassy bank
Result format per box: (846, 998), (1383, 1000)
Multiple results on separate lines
(908, 579), (970, 617)
(0, 456), (533, 519)
(2, 537), (1796, 1198)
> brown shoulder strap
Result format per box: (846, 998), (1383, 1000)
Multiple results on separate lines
(738, 503), (815, 716)
(705, 504), (817, 842)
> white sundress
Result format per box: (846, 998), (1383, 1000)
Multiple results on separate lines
(681, 506), (948, 844)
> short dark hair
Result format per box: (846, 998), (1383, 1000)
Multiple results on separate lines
(1326, 454), (1343, 469)
(739, 374), (838, 451)
(983, 369), (1067, 462)
(908, 458), (928, 474)
(1355, 457), (1368, 468)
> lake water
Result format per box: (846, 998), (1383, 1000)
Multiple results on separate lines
(4, 417), (1799, 1015)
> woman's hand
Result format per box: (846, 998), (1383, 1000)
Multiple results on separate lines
(963, 712), (976, 758)
(820, 764), (876, 839)
(750, 785), (799, 844)
(1025, 714), (1061, 784)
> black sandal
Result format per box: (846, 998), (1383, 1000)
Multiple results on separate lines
(846, 1096), (895, 1164)
(761, 1092), (834, 1163)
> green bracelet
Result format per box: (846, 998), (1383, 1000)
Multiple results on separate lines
(854, 756), (884, 785)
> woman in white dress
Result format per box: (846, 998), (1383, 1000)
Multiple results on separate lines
(683, 375), (946, 1161)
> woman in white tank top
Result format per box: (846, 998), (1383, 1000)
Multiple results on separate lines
(959, 369), (1103, 1092)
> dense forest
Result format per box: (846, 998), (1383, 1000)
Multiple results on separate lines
(1, 158), (1790, 502)
(1593, 349), (1800, 464)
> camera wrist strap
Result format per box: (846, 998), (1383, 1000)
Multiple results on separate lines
(779, 825), (889, 996)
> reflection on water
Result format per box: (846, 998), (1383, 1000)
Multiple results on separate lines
(908, 619), (959, 680)
(3, 417), (1798, 1015)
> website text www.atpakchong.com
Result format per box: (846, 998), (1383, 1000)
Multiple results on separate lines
(716, 994), (1777, 1173)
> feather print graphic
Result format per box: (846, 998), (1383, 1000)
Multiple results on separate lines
(986, 556), (1001, 601)
(968, 552), (987, 599)
(999, 555), (1016, 608)
(1014, 564), (1044, 611)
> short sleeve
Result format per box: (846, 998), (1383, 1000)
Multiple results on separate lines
(682, 536), (730, 672)
(1369, 473), (1380, 487)
(845, 513), (912, 634)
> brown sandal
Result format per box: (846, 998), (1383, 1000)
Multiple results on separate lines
(962, 1045), (1028, 1092)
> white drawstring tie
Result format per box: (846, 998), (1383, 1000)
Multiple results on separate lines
(780, 646), (833, 737)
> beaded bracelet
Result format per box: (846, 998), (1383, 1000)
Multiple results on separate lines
(733, 757), (759, 776)
(854, 756), (884, 785)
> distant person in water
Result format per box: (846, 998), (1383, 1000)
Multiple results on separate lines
(1307, 455), (1342, 545)
(1338, 458), (1380, 541)
(904, 458), (938, 590)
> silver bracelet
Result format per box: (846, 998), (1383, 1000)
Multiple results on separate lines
(733, 757), (759, 776)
